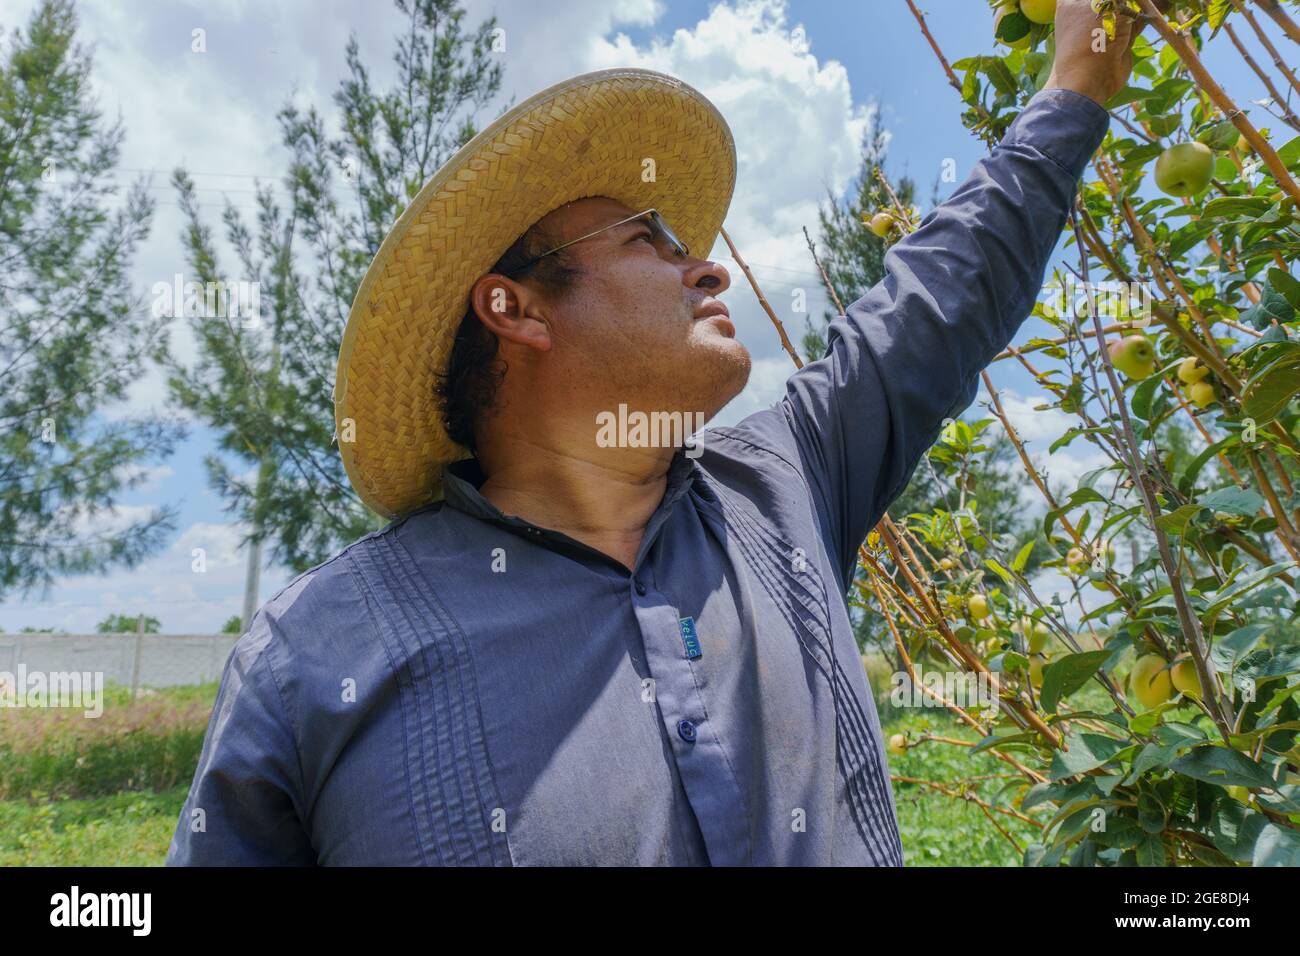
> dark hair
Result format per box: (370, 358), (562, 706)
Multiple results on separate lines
(434, 220), (581, 453)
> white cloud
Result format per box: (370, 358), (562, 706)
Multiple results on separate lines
(976, 385), (1115, 511)
(581, 0), (869, 371)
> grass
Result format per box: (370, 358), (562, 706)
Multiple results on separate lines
(881, 706), (1039, 866)
(870, 652), (1127, 867)
(0, 786), (188, 866)
(0, 682), (217, 866)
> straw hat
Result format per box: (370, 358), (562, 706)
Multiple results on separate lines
(333, 67), (737, 518)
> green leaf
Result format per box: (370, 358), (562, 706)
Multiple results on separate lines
(994, 9), (1031, 45)
(984, 558), (1014, 586)
(1210, 800), (1267, 862)
(1242, 347), (1300, 422)
(1176, 435), (1239, 494)
(1040, 650), (1112, 713)
(1135, 831), (1168, 865)
(1131, 741), (1186, 778)
(1050, 732), (1127, 780)
(1130, 358), (1182, 419)
(1202, 566), (1294, 632)
(1137, 789), (1168, 834)
(1049, 425), (1109, 452)
(1195, 118), (1240, 151)
(1169, 745), (1276, 789)
(1201, 196), (1273, 219)
(1021, 780), (1080, 811)
(1144, 77), (1193, 114)
(1253, 824), (1300, 866)
(1198, 485), (1265, 517)
(1211, 624), (1271, 672)
(1104, 85), (1160, 109)
(1277, 134), (1300, 169)
(1240, 282), (1296, 330)
(1235, 644), (1300, 682)
(1155, 502), (1202, 534)
(1011, 539), (1035, 573)
(1267, 268), (1300, 311)
(972, 731), (1038, 755)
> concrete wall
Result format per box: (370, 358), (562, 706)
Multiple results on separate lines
(0, 633), (239, 689)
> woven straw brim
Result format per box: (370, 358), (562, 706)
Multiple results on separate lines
(334, 68), (736, 518)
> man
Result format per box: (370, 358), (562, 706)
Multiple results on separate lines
(169, 0), (1143, 865)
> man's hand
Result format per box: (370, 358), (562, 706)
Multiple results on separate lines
(1044, 0), (1168, 106)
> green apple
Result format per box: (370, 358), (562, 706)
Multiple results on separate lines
(1177, 357), (1208, 384)
(1066, 547), (1088, 574)
(1170, 653), (1201, 698)
(968, 594), (991, 620)
(1153, 141), (1215, 197)
(939, 557), (955, 571)
(1028, 654), (1047, 689)
(1108, 335), (1156, 379)
(1020, 0), (1056, 25)
(867, 212), (895, 238)
(1028, 622), (1050, 655)
(1188, 380), (1215, 409)
(995, 3), (1032, 49)
(1131, 653), (1175, 709)
(887, 733), (907, 756)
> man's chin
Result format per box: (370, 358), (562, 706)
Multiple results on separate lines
(693, 337), (752, 418)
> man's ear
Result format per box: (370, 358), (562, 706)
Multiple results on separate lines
(469, 274), (553, 353)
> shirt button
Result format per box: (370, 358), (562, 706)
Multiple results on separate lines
(634, 580), (647, 596)
(677, 719), (698, 743)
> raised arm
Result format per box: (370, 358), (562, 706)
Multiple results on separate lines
(724, 0), (1146, 591)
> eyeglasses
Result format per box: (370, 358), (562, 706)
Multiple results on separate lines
(503, 208), (689, 277)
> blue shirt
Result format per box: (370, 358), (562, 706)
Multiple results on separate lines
(167, 87), (1109, 866)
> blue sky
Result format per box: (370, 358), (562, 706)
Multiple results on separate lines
(2, 0), (1285, 632)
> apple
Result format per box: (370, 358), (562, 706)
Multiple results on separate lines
(1177, 357), (1208, 385)
(1066, 547), (1088, 574)
(1131, 653), (1175, 708)
(867, 212), (895, 238)
(887, 733), (907, 756)
(1188, 380), (1215, 409)
(994, 3), (1032, 49)
(1020, 0), (1056, 25)
(1028, 654), (1047, 689)
(1170, 653), (1201, 698)
(1109, 335), (1156, 379)
(1153, 141), (1215, 197)
(968, 594), (991, 620)
(939, 557), (955, 571)
(1028, 622), (1050, 655)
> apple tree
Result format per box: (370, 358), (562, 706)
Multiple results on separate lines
(839, 0), (1300, 866)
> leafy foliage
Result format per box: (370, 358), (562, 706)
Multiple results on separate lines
(166, 0), (505, 572)
(0, 0), (184, 598)
(865, 0), (1300, 866)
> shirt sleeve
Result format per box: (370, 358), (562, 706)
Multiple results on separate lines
(165, 610), (317, 866)
(723, 87), (1110, 592)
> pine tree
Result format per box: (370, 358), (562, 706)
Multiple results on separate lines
(167, 0), (504, 572)
(0, 0), (182, 598)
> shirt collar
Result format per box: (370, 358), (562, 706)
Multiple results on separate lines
(440, 445), (709, 529)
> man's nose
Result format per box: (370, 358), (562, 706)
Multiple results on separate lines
(682, 257), (731, 295)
